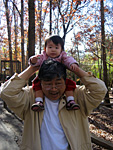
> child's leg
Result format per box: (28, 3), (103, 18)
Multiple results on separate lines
(31, 76), (44, 111)
(65, 78), (76, 102)
(35, 90), (43, 103)
(31, 89), (44, 111)
(65, 79), (80, 110)
(65, 90), (75, 102)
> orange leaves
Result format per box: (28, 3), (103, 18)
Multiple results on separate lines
(78, 15), (81, 19)
(111, 49), (113, 54)
(94, 0), (106, 2)
(42, 9), (49, 13)
(92, 25), (97, 28)
(76, 33), (81, 38)
(92, 57), (98, 61)
(104, 8), (109, 13)
(87, 28), (92, 32)
(110, 58), (113, 62)
(85, 16), (92, 21)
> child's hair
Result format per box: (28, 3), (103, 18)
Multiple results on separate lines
(44, 35), (64, 51)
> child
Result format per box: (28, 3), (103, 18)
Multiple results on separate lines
(29, 35), (80, 111)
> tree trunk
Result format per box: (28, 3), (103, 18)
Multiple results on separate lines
(49, 0), (52, 35)
(13, 0), (18, 73)
(28, 0), (35, 85)
(4, 0), (13, 76)
(100, 0), (110, 103)
(38, 1), (42, 54)
(21, 0), (25, 71)
(13, 0), (17, 61)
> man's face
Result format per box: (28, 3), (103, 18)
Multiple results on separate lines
(41, 77), (66, 100)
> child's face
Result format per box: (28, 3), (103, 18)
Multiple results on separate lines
(45, 40), (62, 58)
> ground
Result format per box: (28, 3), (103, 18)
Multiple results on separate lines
(90, 91), (113, 150)
(0, 99), (23, 149)
(90, 106), (113, 150)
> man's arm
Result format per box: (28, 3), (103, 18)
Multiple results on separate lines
(1, 66), (39, 119)
(18, 65), (38, 80)
(73, 66), (89, 78)
(75, 71), (107, 117)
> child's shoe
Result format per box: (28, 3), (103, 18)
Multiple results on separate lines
(66, 100), (80, 110)
(31, 101), (44, 112)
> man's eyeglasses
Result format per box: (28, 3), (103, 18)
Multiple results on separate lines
(41, 83), (64, 90)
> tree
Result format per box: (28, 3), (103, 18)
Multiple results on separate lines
(3, 0), (13, 75)
(38, 0), (42, 54)
(100, 0), (109, 104)
(35, 0), (48, 54)
(1, 0), (113, 86)
(57, 0), (87, 42)
(28, 0), (35, 85)
(49, 0), (52, 35)
(13, 0), (17, 62)
(21, 0), (25, 70)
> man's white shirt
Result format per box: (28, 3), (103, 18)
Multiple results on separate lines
(40, 97), (68, 150)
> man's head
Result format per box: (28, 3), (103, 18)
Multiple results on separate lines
(38, 60), (66, 100)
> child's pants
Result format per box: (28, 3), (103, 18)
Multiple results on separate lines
(32, 76), (76, 91)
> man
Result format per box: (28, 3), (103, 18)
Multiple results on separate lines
(1, 60), (107, 150)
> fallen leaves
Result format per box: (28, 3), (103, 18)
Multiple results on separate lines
(89, 106), (113, 144)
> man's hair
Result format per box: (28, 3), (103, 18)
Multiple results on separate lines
(38, 59), (66, 81)
(44, 35), (64, 51)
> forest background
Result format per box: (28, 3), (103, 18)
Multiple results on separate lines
(0, 0), (113, 102)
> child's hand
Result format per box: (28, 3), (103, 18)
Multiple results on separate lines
(31, 56), (38, 64)
(70, 63), (79, 72)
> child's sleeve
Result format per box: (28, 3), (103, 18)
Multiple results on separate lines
(28, 54), (44, 67)
(61, 51), (78, 69)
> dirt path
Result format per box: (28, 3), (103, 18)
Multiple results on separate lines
(0, 99), (23, 150)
